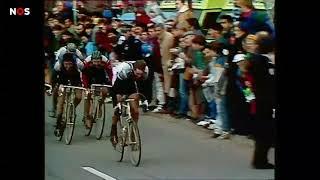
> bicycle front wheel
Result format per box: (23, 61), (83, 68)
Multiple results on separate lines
(129, 121), (141, 166)
(57, 102), (68, 142)
(84, 99), (94, 136)
(94, 102), (106, 140)
(64, 103), (76, 145)
(114, 118), (125, 162)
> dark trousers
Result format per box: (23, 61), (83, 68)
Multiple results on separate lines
(252, 137), (273, 166)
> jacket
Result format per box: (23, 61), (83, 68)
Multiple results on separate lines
(158, 31), (174, 67)
(175, 6), (194, 30)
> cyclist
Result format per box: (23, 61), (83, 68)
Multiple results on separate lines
(82, 51), (113, 129)
(53, 53), (84, 137)
(49, 43), (84, 118)
(110, 60), (149, 146)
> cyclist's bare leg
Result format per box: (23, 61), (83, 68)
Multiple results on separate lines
(49, 85), (58, 117)
(110, 94), (123, 146)
(74, 89), (82, 107)
(84, 92), (92, 128)
(99, 87), (108, 104)
(54, 91), (65, 136)
(128, 93), (140, 123)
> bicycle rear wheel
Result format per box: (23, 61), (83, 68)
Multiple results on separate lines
(114, 118), (125, 162)
(94, 102), (106, 140)
(64, 103), (76, 145)
(84, 99), (93, 136)
(129, 121), (141, 166)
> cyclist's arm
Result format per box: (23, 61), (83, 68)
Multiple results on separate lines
(54, 61), (61, 71)
(75, 49), (84, 61)
(56, 47), (66, 62)
(102, 61), (113, 83)
(76, 58), (84, 70)
(143, 66), (149, 80)
(81, 64), (90, 88)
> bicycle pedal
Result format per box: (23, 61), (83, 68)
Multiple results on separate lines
(66, 122), (74, 125)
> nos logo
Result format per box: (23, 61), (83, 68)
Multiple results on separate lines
(9, 8), (30, 16)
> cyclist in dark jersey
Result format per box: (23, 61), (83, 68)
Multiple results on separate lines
(53, 53), (83, 137)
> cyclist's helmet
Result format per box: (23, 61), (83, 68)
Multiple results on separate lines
(91, 50), (102, 60)
(66, 43), (76, 52)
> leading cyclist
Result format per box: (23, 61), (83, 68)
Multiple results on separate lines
(110, 60), (149, 146)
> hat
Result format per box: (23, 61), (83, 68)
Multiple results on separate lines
(66, 43), (76, 52)
(182, 31), (196, 38)
(232, 54), (246, 63)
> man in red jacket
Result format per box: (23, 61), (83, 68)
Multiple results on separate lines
(82, 51), (113, 128)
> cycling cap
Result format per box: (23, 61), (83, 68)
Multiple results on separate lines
(91, 50), (102, 60)
(66, 43), (76, 52)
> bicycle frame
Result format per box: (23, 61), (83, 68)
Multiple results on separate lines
(59, 85), (87, 144)
(86, 84), (112, 112)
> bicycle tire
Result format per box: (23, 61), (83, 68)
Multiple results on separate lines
(95, 102), (106, 140)
(57, 102), (68, 142)
(114, 117), (125, 162)
(64, 103), (76, 145)
(84, 99), (94, 136)
(129, 121), (141, 166)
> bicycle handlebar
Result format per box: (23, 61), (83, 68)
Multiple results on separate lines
(90, 84), (112, 89)
(45, 83), (52, 91)
(61, 85), (87, 92)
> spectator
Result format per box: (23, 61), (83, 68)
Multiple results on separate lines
(149, 10), (166, 24)
(231, 22), (248, 54)
(51, 25), (64, 51)
(59, 30), (80, 47)
(145, 0), (162, 18)
(189, 35), (207, 121)
(137, 30), (155, 109)
(175, 31), (196, 119)
(207, 42), (231, 139)
(135, 8), (152, 27)
(147, 25), (165, 110)
(153, 23), (175, 112)
(218, 14), (234, 39)
(234, 0), (275, 37)
(207, 23), (228, 46)
(75, 24), (87, 38)
(91, 18), (107, 44)
(198, 43), (220, 126)
(114, 27), (143, 62)
(175, 0), (194, 30)
(164, 19), (175, 33)
(186, 18), (204, 36)
(54, 0), (72, 21)
(95, 25), (110, 56)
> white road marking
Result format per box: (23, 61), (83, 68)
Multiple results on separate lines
(82, 166), (117, 180)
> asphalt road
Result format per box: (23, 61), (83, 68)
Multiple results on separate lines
(45, 95), (275, 180)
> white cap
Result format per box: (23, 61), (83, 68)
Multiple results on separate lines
(232, 54), (246, 63)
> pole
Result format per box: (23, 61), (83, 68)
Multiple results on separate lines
(73, 0), (77, 25)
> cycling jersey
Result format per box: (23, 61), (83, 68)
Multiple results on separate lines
(54, 58), (84, 72)
(84, 55), (109, 63)
(114, 62), (149, 81)
(111, 62), (149, 106)
(55, 68), (82, 86)
(82, 57), (113, 88)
